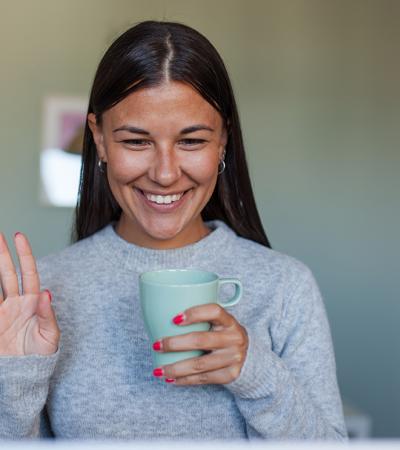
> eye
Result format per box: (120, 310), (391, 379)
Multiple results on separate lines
(179, 138), (207, 148)
(121, 139), (151, 148)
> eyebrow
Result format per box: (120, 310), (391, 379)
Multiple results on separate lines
(112, 124), (215, 135)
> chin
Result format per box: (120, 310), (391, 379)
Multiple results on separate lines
(148, 230), (178, 241)
(143, 223), (185, 242)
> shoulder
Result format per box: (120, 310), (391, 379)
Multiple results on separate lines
(220, 224), (326, 335)
(217, 221), (314, 293)
(35, 225), (108, 284)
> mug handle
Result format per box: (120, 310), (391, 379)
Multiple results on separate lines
(217, 278), (242, 307)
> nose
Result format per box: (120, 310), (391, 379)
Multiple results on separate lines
(147, 145), (181, 187)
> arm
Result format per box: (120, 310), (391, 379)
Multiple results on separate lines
(0, 232), (61, 439)
(0, 350), (59, 438)
(225, 268), (348, 440)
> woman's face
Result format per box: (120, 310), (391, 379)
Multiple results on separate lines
(88, 81), (227, 249)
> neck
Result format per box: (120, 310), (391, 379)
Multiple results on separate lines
(114, 215), (211, 250)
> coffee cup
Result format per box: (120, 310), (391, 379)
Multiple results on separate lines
(139, 269), (242, 367)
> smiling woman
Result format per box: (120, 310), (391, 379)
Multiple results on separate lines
(0, 20), (347, 441)
(75, 21), (270, 251)
(87, 81), (227, 248)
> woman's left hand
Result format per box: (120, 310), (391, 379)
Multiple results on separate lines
(152, 304), (248, 385)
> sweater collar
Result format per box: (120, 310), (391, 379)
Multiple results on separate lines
(94, 220), (235, 272)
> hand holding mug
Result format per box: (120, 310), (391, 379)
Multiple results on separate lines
(152, 303), (248, 386)
(139, 269), (247, 385)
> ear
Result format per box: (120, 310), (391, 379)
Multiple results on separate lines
(87, 113), (107, 162)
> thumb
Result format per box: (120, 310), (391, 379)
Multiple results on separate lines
(36, 290), (60, 343)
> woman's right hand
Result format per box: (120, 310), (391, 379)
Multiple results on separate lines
(0, 232), (60, 356)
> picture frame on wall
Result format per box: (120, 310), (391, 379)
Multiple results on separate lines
(40, 95), (88, 207)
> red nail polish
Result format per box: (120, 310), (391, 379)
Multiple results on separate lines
(172, 313), (185, 325)
(14, 232), (22, 238)
(44, 289), (52, 302)
(153, 368), (164, 377)
(152, 340), (162, 351)
(165, 378), (176, 383)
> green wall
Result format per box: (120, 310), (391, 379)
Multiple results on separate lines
(0, 0), (399, 438)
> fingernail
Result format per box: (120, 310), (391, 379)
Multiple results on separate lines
(44, 289), (52, 302)
(152, 340), (162, 351)
(172, 313), (185, 325)
(14, 232), (22, 238)
(153, 367), (164, 377)
(165, 378), (176, 383)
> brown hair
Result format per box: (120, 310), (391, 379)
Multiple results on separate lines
(72, 20), (271, 248)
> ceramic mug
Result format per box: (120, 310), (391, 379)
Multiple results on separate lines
(139, 269), (242, 367)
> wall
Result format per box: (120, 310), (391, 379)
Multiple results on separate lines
(0, 0), (399, 437)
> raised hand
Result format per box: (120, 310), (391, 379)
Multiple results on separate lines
(0, 232), (60, 356)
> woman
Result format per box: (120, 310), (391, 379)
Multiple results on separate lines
(0, 21), (347, 440)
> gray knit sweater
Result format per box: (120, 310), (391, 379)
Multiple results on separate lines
(0, 220), (347, 440)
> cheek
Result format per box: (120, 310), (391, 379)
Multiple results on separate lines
(186, 152), (219, 184)
(106, 150), (146, 184)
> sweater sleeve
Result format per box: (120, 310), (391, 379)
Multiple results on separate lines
(0, 349), (59, 439)
(224, 267), (348, 440)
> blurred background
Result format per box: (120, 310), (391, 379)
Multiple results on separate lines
(0, 0), (399, 438)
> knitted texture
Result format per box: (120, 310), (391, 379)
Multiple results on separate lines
(0, 220), (347, 440)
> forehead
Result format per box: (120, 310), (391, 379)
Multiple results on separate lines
(103, 81), (222, 129)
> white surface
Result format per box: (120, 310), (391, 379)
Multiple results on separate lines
(40, 147), (81, 206)
(1, 441), (399, 449)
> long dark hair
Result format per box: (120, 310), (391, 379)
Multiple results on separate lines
(72, 20), (271, 248)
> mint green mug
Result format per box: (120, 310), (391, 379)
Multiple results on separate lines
(139, 269), (242, 367)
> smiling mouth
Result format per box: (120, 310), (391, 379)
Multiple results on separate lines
(136, 188), (191, 205)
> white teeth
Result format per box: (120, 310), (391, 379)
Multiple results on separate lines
(145, 192), (184, 204)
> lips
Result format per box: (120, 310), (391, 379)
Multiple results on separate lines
(143, 191), (184, 204)
(134, 188), (191, 212)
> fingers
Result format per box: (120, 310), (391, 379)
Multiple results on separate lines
(36, 290), (60, 345)
(173, 365), (242, 386)
(0, 232), (19, 298)
(158, 304), (246, 352)
(14, 232), (40, 295)
(159, 348), (242, 380)
(0, 232), (40, 298)
(153, 305), (248, 386)
(159, 328), (245, 353)
(175, 303), (236, 330)
(156, 356), (242, 386)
